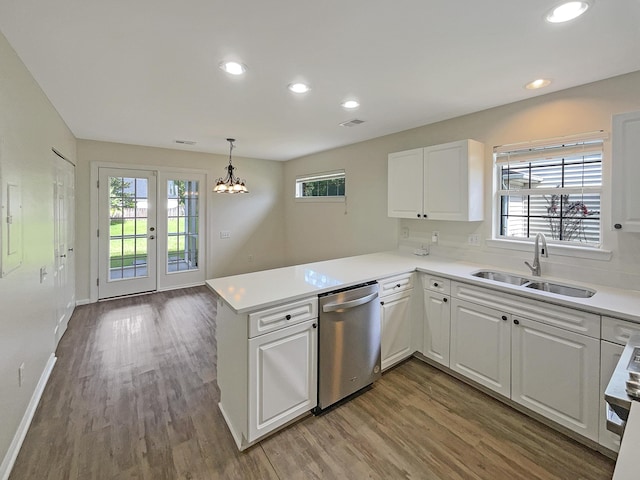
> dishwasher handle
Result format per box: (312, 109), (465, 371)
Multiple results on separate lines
(322, 291), (378, 313)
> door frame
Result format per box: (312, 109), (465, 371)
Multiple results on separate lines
(89, 161), (208, 303)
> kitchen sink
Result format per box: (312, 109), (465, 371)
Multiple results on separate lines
(523, 281), (596, 298)
(471, 270), (530, 286)
(471, 270), (597, 298)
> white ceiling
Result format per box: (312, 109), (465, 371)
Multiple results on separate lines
(1, 0), (639, 161)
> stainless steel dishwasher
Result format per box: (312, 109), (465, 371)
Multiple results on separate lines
(315, 281), (381, 412)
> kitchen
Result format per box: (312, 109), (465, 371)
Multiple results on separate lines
(1, 1), (640, 478)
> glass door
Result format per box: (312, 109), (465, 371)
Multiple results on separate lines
(98, 168), (157, 299)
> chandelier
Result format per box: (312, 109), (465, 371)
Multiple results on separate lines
(214, 138), (249, 194)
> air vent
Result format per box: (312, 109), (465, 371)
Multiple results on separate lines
(339, 119), (365, 127)
(175, 139), (196, 145)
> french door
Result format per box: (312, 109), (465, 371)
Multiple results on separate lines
(97, 167), (205, 299)
(98, 168), (157, 299)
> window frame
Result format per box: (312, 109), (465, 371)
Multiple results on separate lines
(294, 169), (346, 203)
(492, 132), (608, 256)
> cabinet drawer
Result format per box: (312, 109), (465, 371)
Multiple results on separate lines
(602, 316), (640, 345)
(379, 273), (414, 297)
(451, 281), (600, 338)
(249, 297), (318, 338)
(421, 274), (451, 295)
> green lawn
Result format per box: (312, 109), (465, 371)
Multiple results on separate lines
(109, 218), (189, 267)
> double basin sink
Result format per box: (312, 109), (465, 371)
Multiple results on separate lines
(472, 270), (596, 298)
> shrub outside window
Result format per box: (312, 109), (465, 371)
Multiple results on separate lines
(295, 170), (345, 200)
(495, 134), (603, 247)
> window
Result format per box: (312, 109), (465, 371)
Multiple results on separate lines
(495, 133), (603, 247)
(295, 170), (345, 200)
(167, 179), (199, 273)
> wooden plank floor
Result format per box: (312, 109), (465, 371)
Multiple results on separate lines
(9, 286), (614, 479)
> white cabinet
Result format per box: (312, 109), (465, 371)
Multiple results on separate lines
(248, 319), (317, 443)
(511, 316), (600, 441)
(380, 273), (414, 370)
(612, 110), (640, 232)
(600, 340), (624, 452)
(388, 139), (484, 221)
(422, 275), (451, 366)
(450, 298), (511, 397)
(215, 296), (318, 450)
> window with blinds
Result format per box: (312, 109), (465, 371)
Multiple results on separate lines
(295, 170), (345, 200)
(494, 133), (603, 247)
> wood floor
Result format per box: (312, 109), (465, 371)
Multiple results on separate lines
(10, 286), (614, 479)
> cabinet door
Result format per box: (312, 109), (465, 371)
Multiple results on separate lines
(381, 289), (414, 370)
(248, 319), (317, 443)
(388, 148), (424, 218)
(423, 139), (484, 221)
(600, 340), (624, 452)
(612, 111), (640, 232)
(511, 317), (599, 441)
(450, 299), (511, 396)
(422, 290), (451, 366)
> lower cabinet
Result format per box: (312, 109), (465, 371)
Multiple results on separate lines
(422, 289), (451, 366)
(381, 289), (414, 370)
(600, 340), (624, 451)
(450, 299), (511, 397)
(248, 319), (318, 443)
(511, 316), (600, 441)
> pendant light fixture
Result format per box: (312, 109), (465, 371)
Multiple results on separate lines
(214, 138), (249, 194)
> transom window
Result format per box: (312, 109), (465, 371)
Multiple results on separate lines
(295, 170), (345, 200)
(495, 133), (603, 247)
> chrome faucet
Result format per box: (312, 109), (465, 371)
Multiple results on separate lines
(524, 233), (548, 276)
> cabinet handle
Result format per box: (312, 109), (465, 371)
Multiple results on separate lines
(423, 214), (428, 219)
(312, 323), (317, 329)
(417, 214), (421, 218)
(513, 319), (520, 325)
(443, 297), (448, 303)
(433, 282), (439, 287)
(285, 314), (292, 320)
(380, 301), (385, 306)
(501, 315), (507, 321)
(614, 223), (622, 230)
(396, 283), (401, 288)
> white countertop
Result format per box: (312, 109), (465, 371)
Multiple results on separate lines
(206, 250), (640, 322)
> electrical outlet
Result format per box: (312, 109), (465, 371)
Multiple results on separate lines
(219, 231), (231, 239)
(400, 227), (409, 239)
(18, 363), (24, 387)
(431, 231), (439, 244)
(468, 234), (481, 246)
(248, 254), (254, 262)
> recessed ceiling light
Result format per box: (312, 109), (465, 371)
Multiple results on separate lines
(219, 61), (247, 76)
(341, 100), (360, 109)
(288, 82), (311, 94)
(525, 78), (552, 90)
(546, 1), (591, 23)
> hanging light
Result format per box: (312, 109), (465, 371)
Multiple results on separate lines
(214, 138), (249, 194)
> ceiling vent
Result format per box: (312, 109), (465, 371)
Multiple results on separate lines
(339, 119), (365, 127)
(175, 139), (196, 145)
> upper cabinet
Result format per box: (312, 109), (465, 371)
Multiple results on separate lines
(388, 139), (484, 221)
(612, 111), (640, 232)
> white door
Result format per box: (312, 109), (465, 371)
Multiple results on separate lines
(511, 316), (600, 441)
(422, 290), (451, 367)
(98, 168), (157, 299)
(380, 290), (413, 370)
(248, 319), (317, 443)
(157, 173), (205, 290)
(423, 141), (465, 220)
(387, 148), (424, 218)
(450, 299), (511, 396)
(53, 156), (75, 344)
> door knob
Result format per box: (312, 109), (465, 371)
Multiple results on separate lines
(150, 227), (155, 232)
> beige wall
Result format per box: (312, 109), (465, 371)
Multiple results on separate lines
(283, 71), (640, 288)
(75, 140), (286, 302)
(0, 31), (76, 473)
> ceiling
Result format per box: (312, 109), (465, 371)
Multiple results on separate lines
(0, 1), (639, 161)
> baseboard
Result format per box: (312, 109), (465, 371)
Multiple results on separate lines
(0, 353), (57, 480)
(75, 298), (93, 306)
(157, 281), (206, 292)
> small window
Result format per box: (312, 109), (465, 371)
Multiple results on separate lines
(494, 133), (603, 247)
(295, 170), (345, 201)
